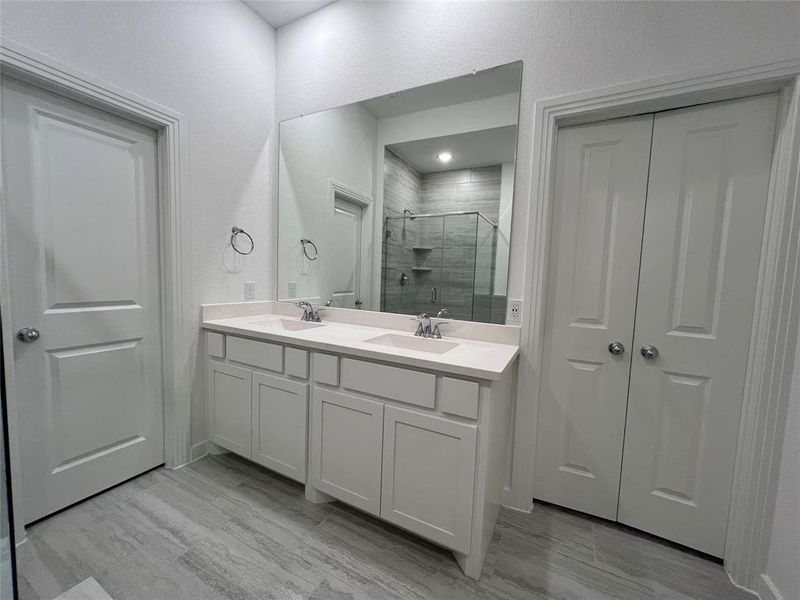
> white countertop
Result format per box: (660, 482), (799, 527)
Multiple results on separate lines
(202, 313), (519, 380)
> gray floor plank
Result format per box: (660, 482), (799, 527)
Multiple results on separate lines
(177, 527), (316, 600)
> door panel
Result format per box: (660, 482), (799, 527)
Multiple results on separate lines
(2, 78), (164, 523)
(381, 405), (477, 554)
(208, 360), (252, 457)
(252, 372), (308, 483)
(40, 111), (142, 307)
(534, 115), (653, 519)
(309, 387), (383, 515)
(618, 95), (778, 556)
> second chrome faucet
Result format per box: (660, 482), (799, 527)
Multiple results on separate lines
(296, 301), (324, 322)
(413, 308), (449, 339)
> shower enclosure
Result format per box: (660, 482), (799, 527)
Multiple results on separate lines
(381, 211), (500, 323)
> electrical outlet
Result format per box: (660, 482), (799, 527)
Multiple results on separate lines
(288, 281), (297, 298)
(507, 299), (523, 325)
(244, 281), (255, 300)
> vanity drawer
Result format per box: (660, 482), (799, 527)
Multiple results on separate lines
(227, 336), (283, 372)
(285, 347), (309, 379)
(440, 377), (479, 420)
(207, 331), (225, 358)
(313, 353), (340, 386)
(341, 358), (436, 409)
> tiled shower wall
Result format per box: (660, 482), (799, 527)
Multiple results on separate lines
(382, 149), (506, 323)
(382, 149), (421, 315)
(420, 167), (503, 322)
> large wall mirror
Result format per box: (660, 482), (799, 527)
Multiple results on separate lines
(278, 61), (522, 324)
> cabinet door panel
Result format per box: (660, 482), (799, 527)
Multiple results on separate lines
(309, 387), (383, 515)
(252, 372), (308, 483)
(381, 405), (477, 553)
(208, 360), (252, 457)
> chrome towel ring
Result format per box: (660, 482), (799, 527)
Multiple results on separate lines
(231, 226), (254, 255)
(300, 238), (318, 261)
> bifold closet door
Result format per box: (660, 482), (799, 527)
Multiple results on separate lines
(534, 115), (653, 519)
(618, 95), (778, 557)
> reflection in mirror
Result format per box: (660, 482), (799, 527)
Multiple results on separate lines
(278, 62), (522, 323)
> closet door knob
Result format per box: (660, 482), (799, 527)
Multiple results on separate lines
(16, 327), (40, 343)
(640, 345), (659, 359)
(608, 341), (625, 355)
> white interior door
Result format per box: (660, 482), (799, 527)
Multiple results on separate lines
(534, 115), (653, 519)
(618, 95), (778, 556)
(1, 78), (164, 523)
(330, 196), (363, 308)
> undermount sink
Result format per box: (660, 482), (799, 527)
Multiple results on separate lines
(363, 333), (459, 354)
(256, 318), (326, 332)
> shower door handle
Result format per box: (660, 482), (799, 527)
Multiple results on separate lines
(431, 287), (438, 303)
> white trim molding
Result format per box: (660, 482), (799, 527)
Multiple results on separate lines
(505, 57), (800, 594)
(0, 40), (194, 529)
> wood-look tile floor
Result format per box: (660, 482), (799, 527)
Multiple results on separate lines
(17, 454), (754, 600)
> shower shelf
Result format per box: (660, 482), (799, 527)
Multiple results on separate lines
(411, 267), (433, 273)
(412, 246), (434, 252)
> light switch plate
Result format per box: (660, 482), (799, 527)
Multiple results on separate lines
(288, 281), (297, 298)
(244, 281), (255, 300)
(507, 299), (523, 325)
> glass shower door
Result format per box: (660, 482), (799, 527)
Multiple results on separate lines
(473, 215), (498, 323)
(439, 213), (478, 321)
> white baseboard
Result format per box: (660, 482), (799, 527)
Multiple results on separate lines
(757, 574), (784, 600)
(189, 440), (208, 462)
(501, 487), (534, 513)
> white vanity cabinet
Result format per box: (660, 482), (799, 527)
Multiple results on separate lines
(206, 331), (309, 483)
(305, 351), (515, 580)
(203, 323), (518, 581)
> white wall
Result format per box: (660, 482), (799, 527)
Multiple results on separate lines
(278, 103), (376, 303)
(1, 0), (276, 489)
(276, 0), (800, 303)
(762, 326), (800, 600)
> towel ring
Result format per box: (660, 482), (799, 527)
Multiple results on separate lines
(300, 237), (318, 261)
(231, 226), (254, 255)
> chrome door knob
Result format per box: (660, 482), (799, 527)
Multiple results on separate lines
(640, 344), (659, 359)
(16, 327), (40, 343)
(608, 341), (625, 355)
(354, 299), (363, 307)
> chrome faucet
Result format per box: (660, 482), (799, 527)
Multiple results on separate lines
(413, 309), (449, 339)
(413, 313), (431, 337)
(296, 300), (324, 322)
(432, 308), (449, 339)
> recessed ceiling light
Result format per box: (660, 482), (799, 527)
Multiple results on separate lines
(437, 151), (453, 163)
